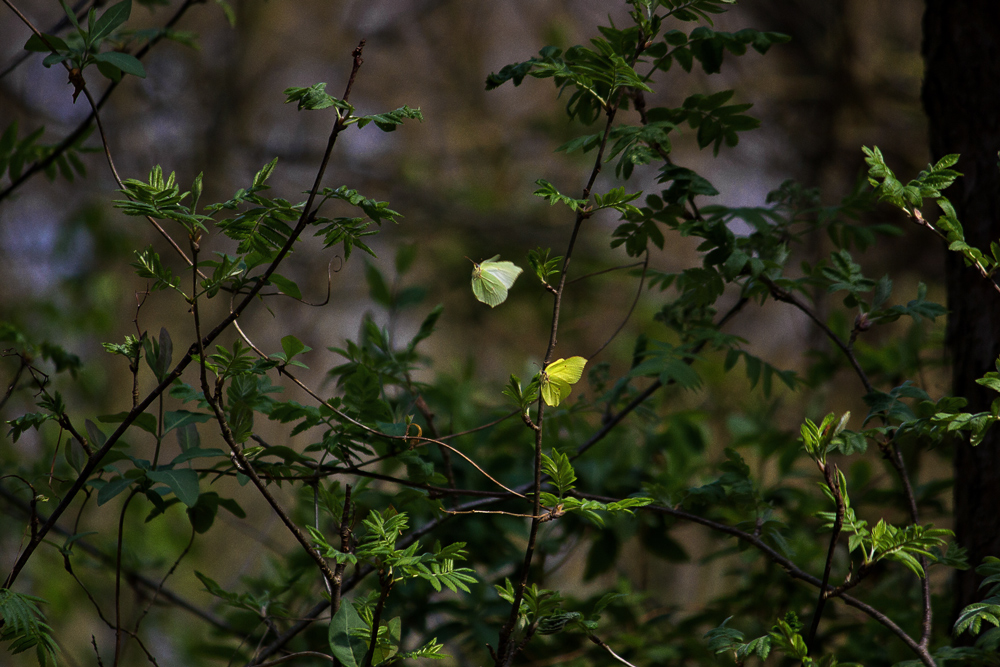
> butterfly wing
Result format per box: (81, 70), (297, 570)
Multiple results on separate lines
(471, 256), (522, 307)
(540, 370), (569, 407)
(540, 357), (587, 407)
(472, 271), (507, 307)
(546, 357), (586, 384)
(480, 259), (523, 290)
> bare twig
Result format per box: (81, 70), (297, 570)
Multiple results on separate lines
(0, 0), (203, 205)
(132, 526), (196, 636)
(112, 488), (140, 667)
(808, 462), (845, 649)
(761, 275), (874, 394)
(589, 635), (638, 667)
(497, 32), (651, 667)
(253, 652), (334, 667)
(361, 573), (394, 667)
(1, 39), (370, 592)
(330, 484), (353, 616)
(587, 252), (649, 360)
(571, 490), (935, 667)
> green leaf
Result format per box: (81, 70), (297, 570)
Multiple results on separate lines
(163, 410), (212, 433)
(533, 179), (588, 211)
(7, 412), (55, 443)
(99, 410), (158, 436)
(85, 419), (108, 447)
(407, 304), (443, 352)
(97, 475), (136, 505)
(267, 273), (302, 300)
(89, 0), (132, 45)
(95, 51), (147, 79)
(364, 262), (392, 307)
(23, 33), (69, 53)
(328, 601), (369, 667)
(541, 450), (577, 497)
(283, 82), (349, 111)
(169, 447), (225, 466)
(0, 588), (59, 665)
(354, 105), (423, 131)
(147, 468), (200, 507)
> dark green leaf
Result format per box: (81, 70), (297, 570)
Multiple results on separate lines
(148, 468), (200, 507)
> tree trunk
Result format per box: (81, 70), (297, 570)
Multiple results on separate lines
(922, 0), (1000, 623)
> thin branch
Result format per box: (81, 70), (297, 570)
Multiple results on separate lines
(566, 260), (646, 285)
(808, 462), (845, 650)
(0, 353), (27, 412)
(587, 252), (649, 360)
(887, 440), (932, 647)
(0, 484), (233, 631)
(571, 490), (935, 667)
(194, 259), (338, 587)
(911, 209), (1000, 296)
(132, 526), (196, 636)
(330, 484), (353, 616)
(361, 573), (393, 667)
(253, 652), (334, 667)
(431, 439), (526, 498)
(0, 0), (90, 80)
(760, 275), (874, 394)
(2, 40), (369, 591)
(589, 635), (638, 667)
(112, 488), (140, 667)
(574, 296), (749, 461)
(497, 33), (652, 667)
(0, 0), (203, 204)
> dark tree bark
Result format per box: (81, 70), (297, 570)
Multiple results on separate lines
(922, 0), (1000, 622)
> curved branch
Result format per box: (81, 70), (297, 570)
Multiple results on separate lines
(2, 40), (369, 591)
(760, 275), (874, 394)
(571, 490), (934, 667)
(0, 0), (203, 204)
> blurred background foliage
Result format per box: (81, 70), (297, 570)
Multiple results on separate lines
(0, 1), (957, 665)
